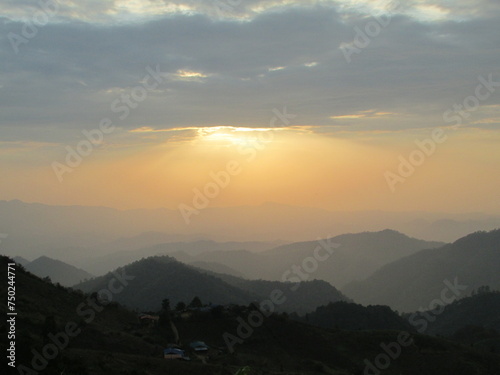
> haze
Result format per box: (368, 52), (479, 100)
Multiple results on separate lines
(0, 0), (499, 217)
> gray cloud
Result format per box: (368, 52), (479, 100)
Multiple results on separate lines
(0, 1), (499, 143)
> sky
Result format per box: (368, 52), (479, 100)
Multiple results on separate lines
(0, 0), (499, 214)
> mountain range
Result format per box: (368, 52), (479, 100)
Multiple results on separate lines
(2, 199), (500, 265)
(18, 229), (444, 293)
(8, 227), (500, 321)
(343, 229), (500, 312)
(191, 229), (443, 288)
(78, 239), (280, 276)
(2, 254), (500, 375)
(74, 255), (349, 314)
(20, 256), (93, 286)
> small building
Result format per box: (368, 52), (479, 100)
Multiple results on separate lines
(189, 341), (209, 352)
(163, 347), (187, 360)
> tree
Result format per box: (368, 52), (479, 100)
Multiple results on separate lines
(162, 298), (171, 312)
(477, 285), (491, 295)
(90, 292), (103, 307)
(175, 301), (186, 311)
(159, 299), (180, 344)
(189, 296), (202, 309)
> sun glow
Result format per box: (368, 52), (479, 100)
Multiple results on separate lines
(196, 126), (277, 146)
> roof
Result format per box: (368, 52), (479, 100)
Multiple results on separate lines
(189, 341), (208, 349)
(164, 348), (185, 355)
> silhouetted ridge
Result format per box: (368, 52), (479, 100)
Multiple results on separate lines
(343, 229), (500, 312)
(296, 301), (414, 331)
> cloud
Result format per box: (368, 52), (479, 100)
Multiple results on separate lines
(0, 0), (499, 144)
(330, 110), (396, 120)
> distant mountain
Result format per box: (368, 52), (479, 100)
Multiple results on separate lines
(74, 256), (349, 314)
(79, 240), (282, 275)
(200, 271), (350, 315)
(343, 229), (500, 312)
(100, 231), (211, 252)
(194, 250), (261, 279)
(75, 256), (255, 310)
(102, 232), (282, 253)
(296, 301), (414, 332)
(0, 255), (165, 374)
(188, 260), (245, 278)
(241, 279), (349, 315)
(12, 255), (30, 266)
(413, 291), (500, 354)
(24, 256), (93, 286)
(3, 199), (500, 264)
(423, 291), (500, 336)
(3, 254), (500, 375)
(195, 230), (444, 288)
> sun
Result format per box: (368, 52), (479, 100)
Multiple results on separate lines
(196, 126), (275, 147)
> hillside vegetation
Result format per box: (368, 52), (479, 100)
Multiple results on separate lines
(75, 256), (349, 314)
(2, 254), (500, 375)
(343, 230), (500, 312)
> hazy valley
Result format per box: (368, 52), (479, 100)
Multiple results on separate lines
(2, 200), (500, 374)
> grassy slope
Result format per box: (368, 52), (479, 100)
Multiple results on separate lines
(1, 255), (500, 375)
